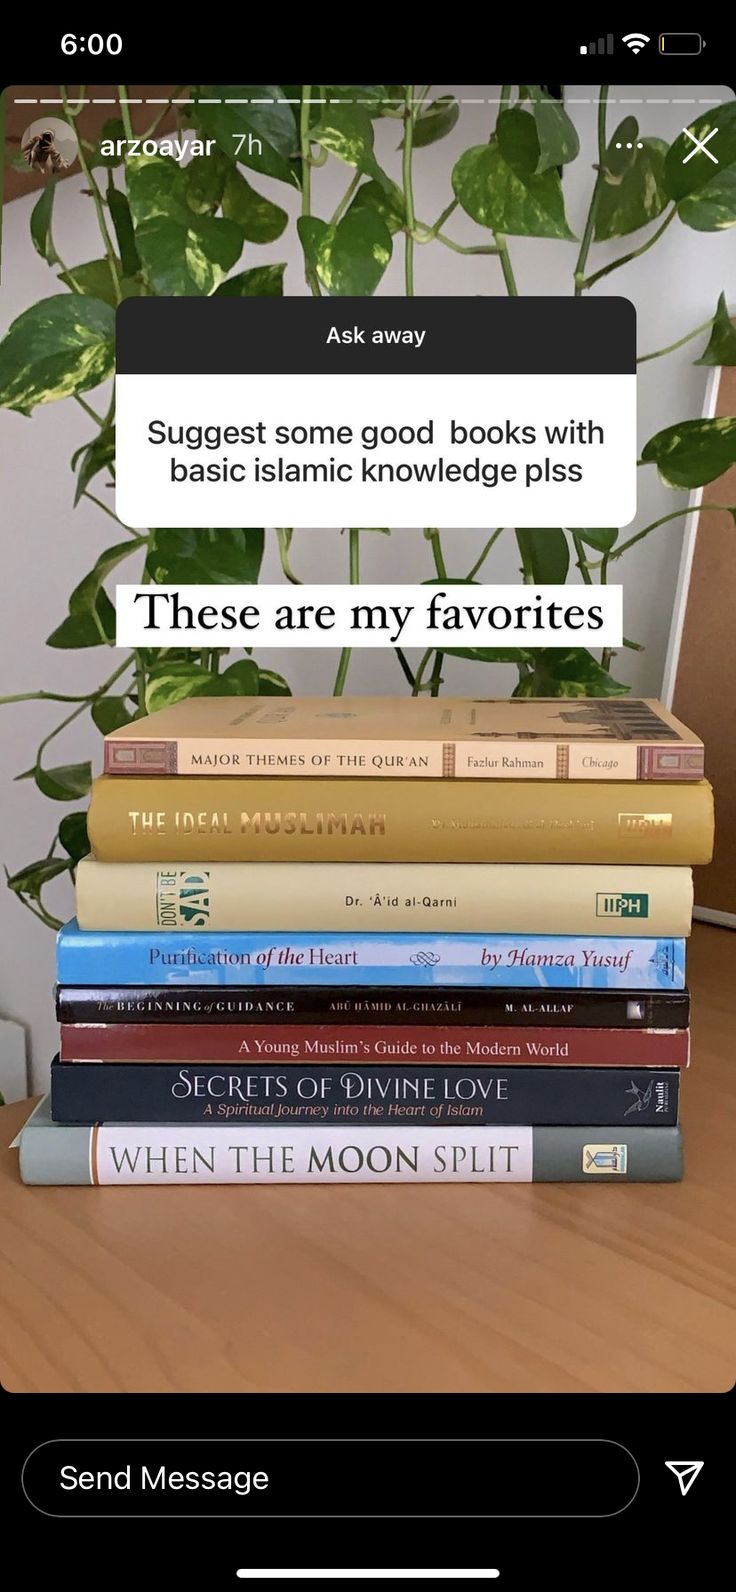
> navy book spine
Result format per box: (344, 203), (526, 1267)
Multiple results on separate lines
(50, 1060), (681, 1127)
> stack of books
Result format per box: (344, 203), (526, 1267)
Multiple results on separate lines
(16, 696), (713, 1186)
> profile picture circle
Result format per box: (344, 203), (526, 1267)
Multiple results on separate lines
(21, 116), (78, 178)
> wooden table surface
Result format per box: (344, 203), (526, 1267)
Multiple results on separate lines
(1, 921), (734, 1395)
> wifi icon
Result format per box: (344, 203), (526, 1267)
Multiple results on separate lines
(623, 32), (651, 53)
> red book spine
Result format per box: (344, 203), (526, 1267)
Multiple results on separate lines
(59, 1023), (690, 1066)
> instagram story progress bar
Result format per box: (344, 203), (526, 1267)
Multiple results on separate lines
(235, 1575), (501, 1582)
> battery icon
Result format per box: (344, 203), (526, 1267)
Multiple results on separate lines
(659, 32), (704, 54)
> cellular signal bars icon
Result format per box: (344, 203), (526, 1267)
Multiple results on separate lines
(580, 33), (614, 55)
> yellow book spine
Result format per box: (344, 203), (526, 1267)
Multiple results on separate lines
(86, 776), (715, 865)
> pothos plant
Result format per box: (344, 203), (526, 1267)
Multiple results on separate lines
(1, 84), (735, 927)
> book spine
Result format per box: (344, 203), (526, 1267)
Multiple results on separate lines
(49, 1061), (681, 1127)
(55, 927), (687, 990)
(55, 986), (692, 1029)
(59, 1022), (690, 1068)
(18, 1118), (684, 1184)
(74, 859), (694, 937)
(103, 734), (706, 781)
(86, 775), (715, 864)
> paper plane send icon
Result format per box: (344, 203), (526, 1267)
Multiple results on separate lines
(665, 1461), (704, 1496)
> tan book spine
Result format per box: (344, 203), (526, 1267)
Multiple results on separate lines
(86, 776), (715, 865)
(103, 734), (706, 781)
(74, 859), (694, 935)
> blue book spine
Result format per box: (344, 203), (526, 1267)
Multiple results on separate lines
(56, 921), (686, 990)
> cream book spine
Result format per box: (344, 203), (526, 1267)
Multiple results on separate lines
(75, 859), (694, 936)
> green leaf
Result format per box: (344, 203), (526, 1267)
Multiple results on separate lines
(257, 668), (292, 695)
(214, 264), (285, 298)
(34, 761), (93, 802)
(57, 257), (142, 307)
(595, 121), (669, 240)
(311, 102), (390, 189)
(216, 658), (260, 695)
(30, 180), (57, 261)
(574, 527), (619, 552)
(409, 96), (460, 150)
(297, 211), (392, 296)
(442, 647), (536, 663)
(184, 148), (229, 214)
(678, 167), (736, 231)
(68, 540), (144, 628)
(513, 648), (628, 698)
(71, 425), (115, 504)
(195, 87), (299, 186)
(6, 855), (72, 900)
(91, 696), (134, 734)
(664, 102), (736, 202)
(348, 176), (406, 234)
(146, 527), (265, 584)
(695, 293), (736, 366)
(452, 135), (575, 239)
(47, 590), (116, 648)
(516, 528), (570, 583)
(0, 295), (114, 415)
(527, 87), (580, 171)
(90, 116), (127, 168)
(641, 416), (736, 488)
(126, 154), (244, 295)
(58, 810), (90, 862)
(221, 167), (288, 241)
(145, 662), (222, 713)
(107, 187), (141, 277)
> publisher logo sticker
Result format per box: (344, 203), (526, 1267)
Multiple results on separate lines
(583, 1143), (628, 1174)
(618, 812), (672, 835)
(596, 892), (649, 919)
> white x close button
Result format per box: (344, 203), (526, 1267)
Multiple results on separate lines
(682, 126), (719, 164)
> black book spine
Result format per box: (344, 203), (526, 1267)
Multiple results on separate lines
(54, 985), (691, 1029)
(50, 1060), (681, 1127)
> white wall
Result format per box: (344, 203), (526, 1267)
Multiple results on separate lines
(1, 84), (733, 1081)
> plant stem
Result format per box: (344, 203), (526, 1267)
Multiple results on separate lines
(581, 207), (676, 291)
(403, 85), (417, 296)
(571, 533), (594, 584)
(299, 88), (321, 296)
(61, 85), (123, 304)
(31, 656), (134, 763)
(394, 647), (417, 689)
(411, 648), (436, 695)
(424, 527), (448, 579)
(573, 85), (609, 294)
(435, 233), (502, 257)
(143, 87), (186, 140)
(638, 314), (715, 364)
(74, 394), (104, 426)
(332, 529), (360, 696)
(495, 238), (518, 293)
(118, 87), (135, 140)
(605, 501), (734, 562)
(416, 199), (458, 241)
(428, 649), (445, 696)
(81, 490), (140, 533)
(330, 170), (361, 226)
(465, 528), (503, 580)
(276, 527), (302, 584)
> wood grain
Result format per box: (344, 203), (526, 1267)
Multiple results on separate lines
(672, 356), (736, 916)
(1, 921), (734, 1395)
